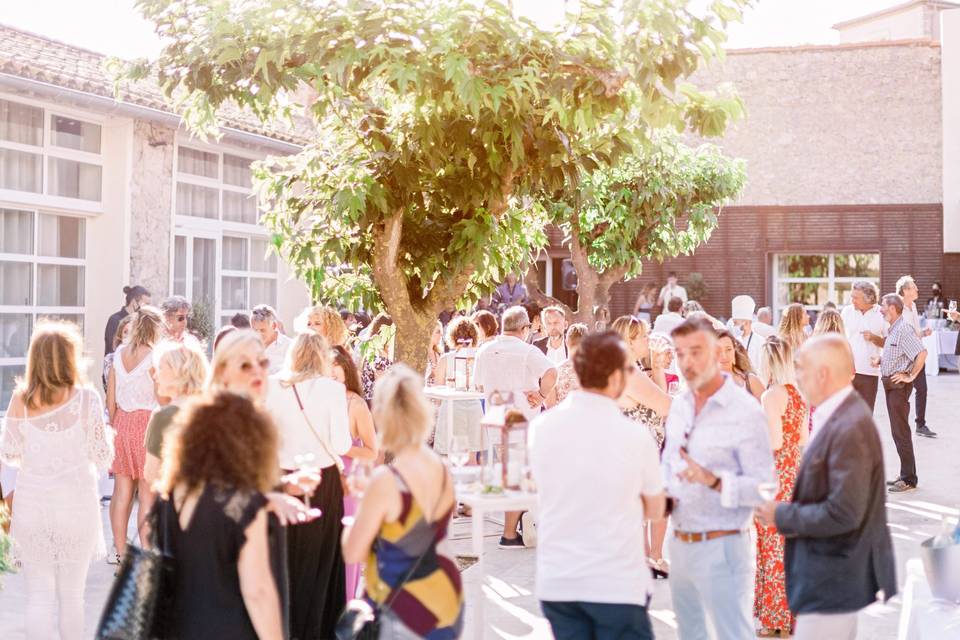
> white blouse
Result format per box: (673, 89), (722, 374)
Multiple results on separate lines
(264, 375), (352, 470)
(113, 345), (158, 412)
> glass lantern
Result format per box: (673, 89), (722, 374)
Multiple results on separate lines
(480, 391), (529, 491)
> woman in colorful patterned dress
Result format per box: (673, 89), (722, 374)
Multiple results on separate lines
(755, 336), (808, 637)
(342, 365), (463, 639)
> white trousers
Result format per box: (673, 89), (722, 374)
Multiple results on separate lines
(22, 561), (89, 640)
(794, 611), (858, 640)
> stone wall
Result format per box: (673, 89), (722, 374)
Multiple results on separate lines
(687, 40), (943, 206)
(128, 120), (174, 297)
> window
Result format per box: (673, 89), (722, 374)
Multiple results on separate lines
(773, 253), (880, 318)
(0, 98), (102, 203)
(0, 207), (86, 408)
(175, 145), (258, 224)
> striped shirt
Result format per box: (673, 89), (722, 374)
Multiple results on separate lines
(880, 316), (925, 377)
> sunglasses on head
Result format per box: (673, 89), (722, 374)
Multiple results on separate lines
(239, 357), (271, 372)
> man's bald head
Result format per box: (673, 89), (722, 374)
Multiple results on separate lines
(795, 334), (855, 406)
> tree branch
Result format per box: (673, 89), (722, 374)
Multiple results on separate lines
(370, 209), (412, 312)
(523, 268), (574, 319)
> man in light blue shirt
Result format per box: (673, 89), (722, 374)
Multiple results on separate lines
(663, 317), (775, 640)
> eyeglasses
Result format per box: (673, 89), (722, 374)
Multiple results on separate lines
(239, 357), (271, 372)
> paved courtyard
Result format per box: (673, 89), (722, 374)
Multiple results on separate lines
(1, 374), (958, 639)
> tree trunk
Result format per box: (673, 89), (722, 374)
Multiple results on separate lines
(390, 304), (434, 376)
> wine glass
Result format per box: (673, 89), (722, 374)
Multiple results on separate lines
(667, 380), (680, 396)
(292, 453), (320, 509)
(449, 435), (471, 470)
(950, 300), (958, 313)
(757, 482), (778, 501)
(346, 459), (373, 499)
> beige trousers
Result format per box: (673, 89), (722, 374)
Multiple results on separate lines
(794, 611), (858, 640)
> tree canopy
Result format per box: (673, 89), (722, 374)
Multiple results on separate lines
(129, 0), (749, 367)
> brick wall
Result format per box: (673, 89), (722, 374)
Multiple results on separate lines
(605, 204), (946, 318)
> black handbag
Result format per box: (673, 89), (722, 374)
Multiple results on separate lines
(95, 500), (175, 640)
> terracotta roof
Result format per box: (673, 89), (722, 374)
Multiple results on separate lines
(0, 23), (312, 147)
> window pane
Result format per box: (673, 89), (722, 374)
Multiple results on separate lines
(0, 261), (32, 305)
(37, 265), (84, 306)
(250, 238), (277, 272)
(250, 278), (276, 307)
(1, 365), (24, 412)
(777, 254), (828, 278)
(223, 154), (252, 187)
(50, 115), (101, 153)
(192, 238), (216, 306)
(174, 235), (187, 296)
(222, 190), (258, 224)
(177, 146), (218, 179)
(0, 208), (34, 254)
(0, 99), (42, 146)
(834, 253), (880, 279)
(38, 214), (84, 258)
(0, 148), (42, 193)
(176, 182), (219, 219)
(47, 157), (102, 201)
(36, 313), (84, 334)
(222, 276), (247, 310)
(777, 281), (828, 308)
(222, 236), (248, 271)
(0, 314), (32, 358)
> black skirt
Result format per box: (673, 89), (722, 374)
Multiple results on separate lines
(287, 464), (346, 640)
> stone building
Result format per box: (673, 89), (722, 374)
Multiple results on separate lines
(0, 25), (312, 407)
(567, 0), (960, 320)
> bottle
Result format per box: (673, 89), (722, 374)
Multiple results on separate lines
(932, 515), (954, 548)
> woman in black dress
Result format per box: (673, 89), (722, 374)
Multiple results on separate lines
(155, 391), (284, 640)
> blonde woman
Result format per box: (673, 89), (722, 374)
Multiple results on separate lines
(264, 331), (352, 640)
(297, 305), (349, 347)
(778, 303), (809, 352)
(342, 366), (463, 639)
(0, 322), (113, 640)
(755, 336), (807, 637)
(812, 308), (845, 336)
(143, 341), (209, 490)
(107, 306), (161, 561)
(208, 329), (271, 399)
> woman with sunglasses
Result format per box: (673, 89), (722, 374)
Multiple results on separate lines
(610, 315), (672, 580)
(264, 332), (352, 640)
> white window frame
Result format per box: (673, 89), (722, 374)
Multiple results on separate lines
(0, 205), (87, 412)
(170, 137), (278, 323)
(772, 252), (881, 319)
(0, 93), (104, 213)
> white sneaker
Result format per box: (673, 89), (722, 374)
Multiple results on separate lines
(520, 511), (537, 548)
(106, 548), (121, 565)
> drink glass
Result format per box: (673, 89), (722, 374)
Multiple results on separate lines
(668, 380), (680, 396)
(950, 300), (958, 313)
(292, 453), (320, 509)
(758, 482), (778, 501)
(346, 459), (373, 499)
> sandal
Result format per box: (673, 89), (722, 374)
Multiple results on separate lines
(648, 557), (669, 580)
(756, 629), (790, 638)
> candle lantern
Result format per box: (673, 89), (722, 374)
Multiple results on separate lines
(480, 391), (529, 491)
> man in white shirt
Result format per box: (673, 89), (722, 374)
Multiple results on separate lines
(657, 271), (688, 307)
(474, 305), (557, 548)
(530, 331), (665, 639)
(533, 306), (568, 364)
(652, 296), (685, 336)
(251, 304), (292, 375)
(839, 281), (885, 412)
(897, 275), (937, 438)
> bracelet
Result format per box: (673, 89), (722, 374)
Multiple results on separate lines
(709, 475), (722, 490)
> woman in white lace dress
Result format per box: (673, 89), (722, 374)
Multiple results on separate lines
(106, 306), (161, 561)
(0, 321), (114, 640)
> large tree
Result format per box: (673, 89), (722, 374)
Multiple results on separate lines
(130, 0), (749, 369)
(527, 136), (746, 323)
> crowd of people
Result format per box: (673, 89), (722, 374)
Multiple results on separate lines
(0, 269), (946, 640)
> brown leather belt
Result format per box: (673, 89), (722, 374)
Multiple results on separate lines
(674, 529), (743, 543)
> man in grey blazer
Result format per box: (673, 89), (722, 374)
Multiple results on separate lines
(756, 335), (897, 640)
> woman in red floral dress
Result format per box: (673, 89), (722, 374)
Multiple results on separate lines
(755, 336), (808, 637)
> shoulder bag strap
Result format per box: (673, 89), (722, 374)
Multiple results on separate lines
(291, 383), (345, 474)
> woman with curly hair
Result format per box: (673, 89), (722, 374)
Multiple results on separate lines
(156, 391), (284, 640)
(812, 308), (845, 337)
(432, 316), (484, 457)
(777, 303), (809, 352)
(297, 305), (348, 347)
